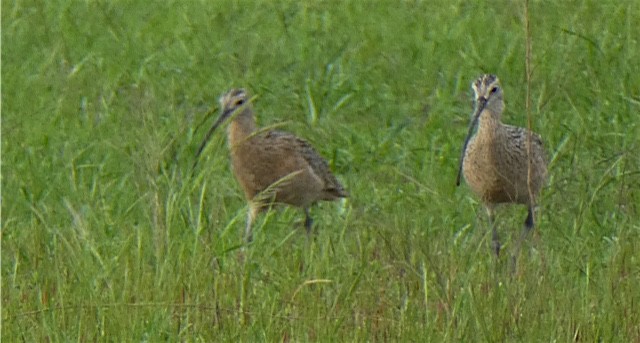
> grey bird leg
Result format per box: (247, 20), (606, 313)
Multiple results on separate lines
(304, 207), (314, 234)
(487, 207), (500, 257)
(524, 207), (534, 232)
(515, 207), (535, 254)
(245, 205), (258, 243)
(517, 207), (535, 250)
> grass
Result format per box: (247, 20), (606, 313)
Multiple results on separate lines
(2, 0), (639, 341)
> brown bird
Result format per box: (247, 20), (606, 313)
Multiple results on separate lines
(196, 88), (348, 242)
(456, 74), (547, 256)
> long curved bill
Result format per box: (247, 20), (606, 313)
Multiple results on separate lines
(192, 95), (256, 172)
(455, 97), (487, 186)
(195, 107), (234, 161)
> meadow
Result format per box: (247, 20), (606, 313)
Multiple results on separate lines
(2, 0), (639, 341)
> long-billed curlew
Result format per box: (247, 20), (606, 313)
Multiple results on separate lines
(195, 88), (348, 242)
(456, 74), (547, 257)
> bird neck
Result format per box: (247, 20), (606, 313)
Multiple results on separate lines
(227, 108), (257, 147)
(476, 109), (503, 142)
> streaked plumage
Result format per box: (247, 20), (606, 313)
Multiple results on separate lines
(196, 88), (347, 241)
(457, 74), (547, 256)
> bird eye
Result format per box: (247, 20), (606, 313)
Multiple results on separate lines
(236, 99), (245, 106)
(490, 87), (499, 94)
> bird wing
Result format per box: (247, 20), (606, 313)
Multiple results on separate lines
(264, 130), (348, 197)
(503, 124), (549, 178)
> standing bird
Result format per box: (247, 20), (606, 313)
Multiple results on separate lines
(195, 88), (348, 242)
(456, 75), (547, 256)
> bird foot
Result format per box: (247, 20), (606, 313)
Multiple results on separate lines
(492, 240), (501, 257)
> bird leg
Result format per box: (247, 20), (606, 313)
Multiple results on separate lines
(245, 204), (259, 243)
(487, 206), (501, 257)
(514, 207), (535, 254)
(524, 207), (534, 232)
(517, 207), (535, 250)
(304, 207), (314, 234)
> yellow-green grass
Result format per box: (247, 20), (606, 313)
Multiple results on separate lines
(3, 1), (639, 340)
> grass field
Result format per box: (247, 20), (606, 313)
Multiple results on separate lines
(3, 0), (640, 341)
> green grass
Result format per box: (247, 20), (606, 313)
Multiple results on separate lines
(3, 0), (640, 341)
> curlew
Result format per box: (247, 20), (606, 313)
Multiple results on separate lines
(195, 88), (348, 242)
(456, 74), (547, 257)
